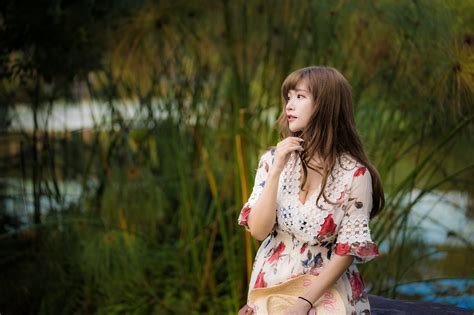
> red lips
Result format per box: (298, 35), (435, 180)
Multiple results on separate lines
(287, 114), (296, 120)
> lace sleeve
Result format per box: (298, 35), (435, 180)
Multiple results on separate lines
(237, 148), (274, 232)
(333, 165), (379, 264)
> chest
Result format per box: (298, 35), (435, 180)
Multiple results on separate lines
(275, 153), (356, 244)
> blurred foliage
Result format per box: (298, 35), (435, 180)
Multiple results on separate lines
(0, 0), (473, 314)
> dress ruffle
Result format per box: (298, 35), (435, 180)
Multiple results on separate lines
(334, 240), (379, 264)
(238, 204), (252, 231)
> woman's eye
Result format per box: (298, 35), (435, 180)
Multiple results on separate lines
(297, 94), (304, 98)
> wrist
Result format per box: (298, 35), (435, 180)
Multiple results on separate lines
(297, 296), (313, 312)
(268, 166), (283, 177)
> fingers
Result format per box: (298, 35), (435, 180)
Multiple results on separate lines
(238, 305), (254, 315)
(287, 136), (304, 142)
(282, 136), (304, 145)
(278, 137), (304, 153)
(278, 137), (304, 147)
(272, 137), (304, 172)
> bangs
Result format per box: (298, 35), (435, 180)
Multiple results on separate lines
(281, 69), (309, 104)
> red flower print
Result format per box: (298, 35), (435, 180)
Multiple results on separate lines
(319, 291), (340, 312)
(354, 167), (367, 177)
(300, 242), (308, 254)
(335, 242), (351, 255)
(318, 214), (337, 238)
(254, 270), (267, 288)
(355, 242), (379, 257)
(336, 191), (345, 202)
(238, 205), (252, 226)
(268, 241), (286, 263)
(349, 270), (364, 301)
(303, 278), (313, 287)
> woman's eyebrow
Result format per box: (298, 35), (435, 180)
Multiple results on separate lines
(296, 89), (309, 92)
(289, 89), (309, 94)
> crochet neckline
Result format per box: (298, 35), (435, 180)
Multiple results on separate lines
(295, 156), (322, 207)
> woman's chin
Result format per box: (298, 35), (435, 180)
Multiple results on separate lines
(288, 126), (302, 133)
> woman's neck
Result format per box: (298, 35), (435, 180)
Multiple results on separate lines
(308, 155), (324, 168)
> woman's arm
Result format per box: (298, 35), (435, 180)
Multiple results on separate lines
(299, 254), (354, 307)
(246, 166), (281, 240)
(243, 137), (304, 240)
(283, 255), (353, 314)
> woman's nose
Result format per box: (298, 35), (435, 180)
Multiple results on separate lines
(286, 99), (294, 110)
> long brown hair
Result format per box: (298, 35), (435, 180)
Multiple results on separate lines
(277, 66), (384, 219)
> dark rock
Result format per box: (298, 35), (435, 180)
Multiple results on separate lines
(369, 294), (473, 315)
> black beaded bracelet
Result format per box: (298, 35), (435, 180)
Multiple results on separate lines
(298, 296), (313, 308)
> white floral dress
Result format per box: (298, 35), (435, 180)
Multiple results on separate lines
(237, 148), (379, 315)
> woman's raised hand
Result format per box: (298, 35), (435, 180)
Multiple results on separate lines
(272, 137), (304, 174)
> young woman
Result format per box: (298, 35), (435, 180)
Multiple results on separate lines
(237, 66), (384, 314)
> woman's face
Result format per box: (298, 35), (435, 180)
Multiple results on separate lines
(285, 81), (314, 132)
